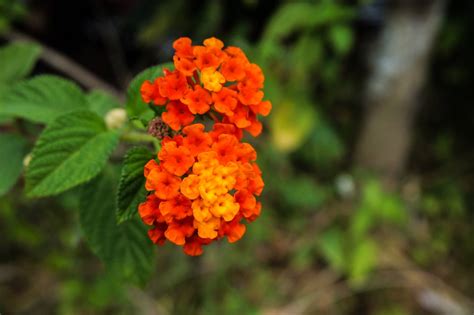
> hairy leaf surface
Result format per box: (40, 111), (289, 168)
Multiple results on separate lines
(80, 170), (155, 284)
(26, 110), (119, 197)
(117, 147), (155, 223)
(0, 75), (87, 123)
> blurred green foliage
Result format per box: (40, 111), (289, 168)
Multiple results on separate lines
(0, 0), (24, 33)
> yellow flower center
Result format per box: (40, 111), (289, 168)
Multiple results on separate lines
(201, 67), (225, 92)
(180, 152), (240, 238)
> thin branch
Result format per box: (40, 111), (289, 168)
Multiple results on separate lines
(3, 29), (125, 102)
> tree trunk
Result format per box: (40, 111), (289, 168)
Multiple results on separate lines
(355, 0), (445, 185)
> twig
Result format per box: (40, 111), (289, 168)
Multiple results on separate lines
(3, 29), (125, 102)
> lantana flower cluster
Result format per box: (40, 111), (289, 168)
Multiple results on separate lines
(138, 37), (271, 256)
(140, 36), (271, 136)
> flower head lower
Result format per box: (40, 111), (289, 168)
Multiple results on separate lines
(139, 123), (263, 256)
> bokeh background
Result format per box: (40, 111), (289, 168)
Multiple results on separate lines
(1, 0), (474, 314)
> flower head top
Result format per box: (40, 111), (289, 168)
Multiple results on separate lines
(139, 123), (263, 256)
(140, 37), (272, 137)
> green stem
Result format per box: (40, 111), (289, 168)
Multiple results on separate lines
(121, 131), (160, 151)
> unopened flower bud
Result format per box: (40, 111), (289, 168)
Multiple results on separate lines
(105, 108), (127, 129)
(23, 153), (32, 168)
(147, 116), (171, 140)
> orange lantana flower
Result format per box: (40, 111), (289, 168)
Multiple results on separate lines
(181, 85), (212, 115)
(161, 101), (194, 131)
(137, 37), (270, 256)
(158, 141), (195, 176)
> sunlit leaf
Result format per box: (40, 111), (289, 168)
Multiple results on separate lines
(270, 100), (317, 152)
(349, 238), (377, 286)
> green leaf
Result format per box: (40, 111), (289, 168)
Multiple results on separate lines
(86, 90), (121, 117)
(319, 228), (346, 272)
(0, 42), (41, 83)
(297, 120), (345, 172)
(329, 24), (353, 55)
(349, 238), (377, 286)
(0, 133), (28, 195)
(263, 2), (354, 42)
(117, 147), (155, 224)
(0, 83), (13, 123)
(291, 35), (324, 82)
(361, 180), (407, 225)
(80, 170), (155, 284)
(0, 75), (87, 124)
(278, 176), (328, 210)
(350, 208), (375, 239)
(25, 110), (119, 197)
(126, 63), (174, 119)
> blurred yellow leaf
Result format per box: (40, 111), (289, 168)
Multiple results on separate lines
(270, 100), (317, 152)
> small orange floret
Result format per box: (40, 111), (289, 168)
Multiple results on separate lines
(210, 123), (243, 141)
(221, 58), (246, 82)
(148, 226), (167, 245)
(212, 134), (238, 164)
(236, 142), (257, 163)
(159, 194), (192, 221)
(221, 218), (246, 243)
(140, 79), (166, 105)
(228, 105), (252, 128)
(182, 124), (212, 155)
(180, 174), (200, 199)
(225, 46), (248, 61)
(204, 37), (224, 50)
(165, 220), (194, 245)
(181, 85), (211, 114)
(146, 169), (181, 200)
(183, 238), (204, 256)
(161, 101), (195, 131)
(194, 46), (221, 70)
(212, 87), (238, 116)
(245, 115), (263, 137)
(250, 100), (272, 116)
(144, 159), (159, 177)
(245, 63), (265, 88)
(173, 37), (194, 59)
(139, 194), (162, 225)
(237, 82), (264, 105)
(158, 141), (195, 176)
(158, 70), (188, 100)
(173, 55), (196, 77)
